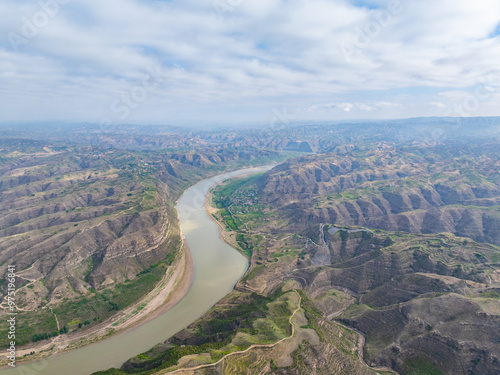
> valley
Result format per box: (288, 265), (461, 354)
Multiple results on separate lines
(0, 137), (287, 366)
(201, 142), (500, 374)
(99, 137), (500, 375)
(4, 1), (500, 373)
(1, 120), (500, 374)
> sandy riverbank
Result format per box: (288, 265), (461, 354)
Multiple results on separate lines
(1, 165), (271, 369)
(1, 239), (194, 367)
(204, 181), (248, 261)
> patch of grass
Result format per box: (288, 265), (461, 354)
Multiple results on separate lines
(404, 357), (443, 375)
(241, 265), (264, 283)
(479, 289), (500, 299)
(0, 252), (176, 347)
(0, 310), (59, 346)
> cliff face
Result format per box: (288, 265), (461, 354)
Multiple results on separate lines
(289, 230), (500, 373)
(205, 142), (500, 375)
(0, 148), (174, 308)
(255, 146), (500, 246)
(0, 140), (282, 347)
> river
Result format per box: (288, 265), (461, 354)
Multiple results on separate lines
(2, 165), (273, 375)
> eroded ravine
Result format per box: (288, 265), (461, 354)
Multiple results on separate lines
(2, 165), (273, 375)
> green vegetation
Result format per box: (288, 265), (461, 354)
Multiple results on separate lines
(212, 175), (269, 259)
(32, 325), (68, 343)
(93, 290), (296, 374)
(0, 139), (291, 351)
(206, 144), (500, 374)
(0, 254), (175, 347)
(479, 289), (500, 299)
(6, 130), (500, 374)
(404, 358), (444, 375)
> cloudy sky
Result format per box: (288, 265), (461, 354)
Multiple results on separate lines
(1, 0), (500, 126)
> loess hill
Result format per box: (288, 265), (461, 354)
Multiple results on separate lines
(0, 137), (283, 353)
(211, 142), (500, 374)
(3, 119), (500, 374)
(115, 141), (500, 375)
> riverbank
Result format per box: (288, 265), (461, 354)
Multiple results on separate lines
(0, 239), (194, 367)
(204, 170), (273, 295)
(203, 168), (271, 261)
(0, 165), (272, 375)
(205, 190), (244, 258)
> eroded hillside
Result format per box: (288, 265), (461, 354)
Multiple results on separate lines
(0, 138), (284, 356)
(255, 143), (500, 246)
(150, 142), (500, 375)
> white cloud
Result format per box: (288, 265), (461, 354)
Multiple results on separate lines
(430, 102), (446, 108)
(0, 0), (500, 124)
(309, 101), (399, 113)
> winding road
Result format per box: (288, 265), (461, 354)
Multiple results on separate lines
(164, 291), (302, 374)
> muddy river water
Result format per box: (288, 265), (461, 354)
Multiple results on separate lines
(3, 165), (273, 375)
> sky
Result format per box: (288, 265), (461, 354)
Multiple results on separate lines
(1, 0), (500, 127)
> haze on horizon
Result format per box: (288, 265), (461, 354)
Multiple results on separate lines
(1, 0), (500, 126)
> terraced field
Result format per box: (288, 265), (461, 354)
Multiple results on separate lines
(0, 138), (286, 362)
(95, 289), (393, 375)
(196, 143), (500, 374)
(7, 123), (498, 374)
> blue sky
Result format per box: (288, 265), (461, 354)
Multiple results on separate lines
(1, 0), (500, 126)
